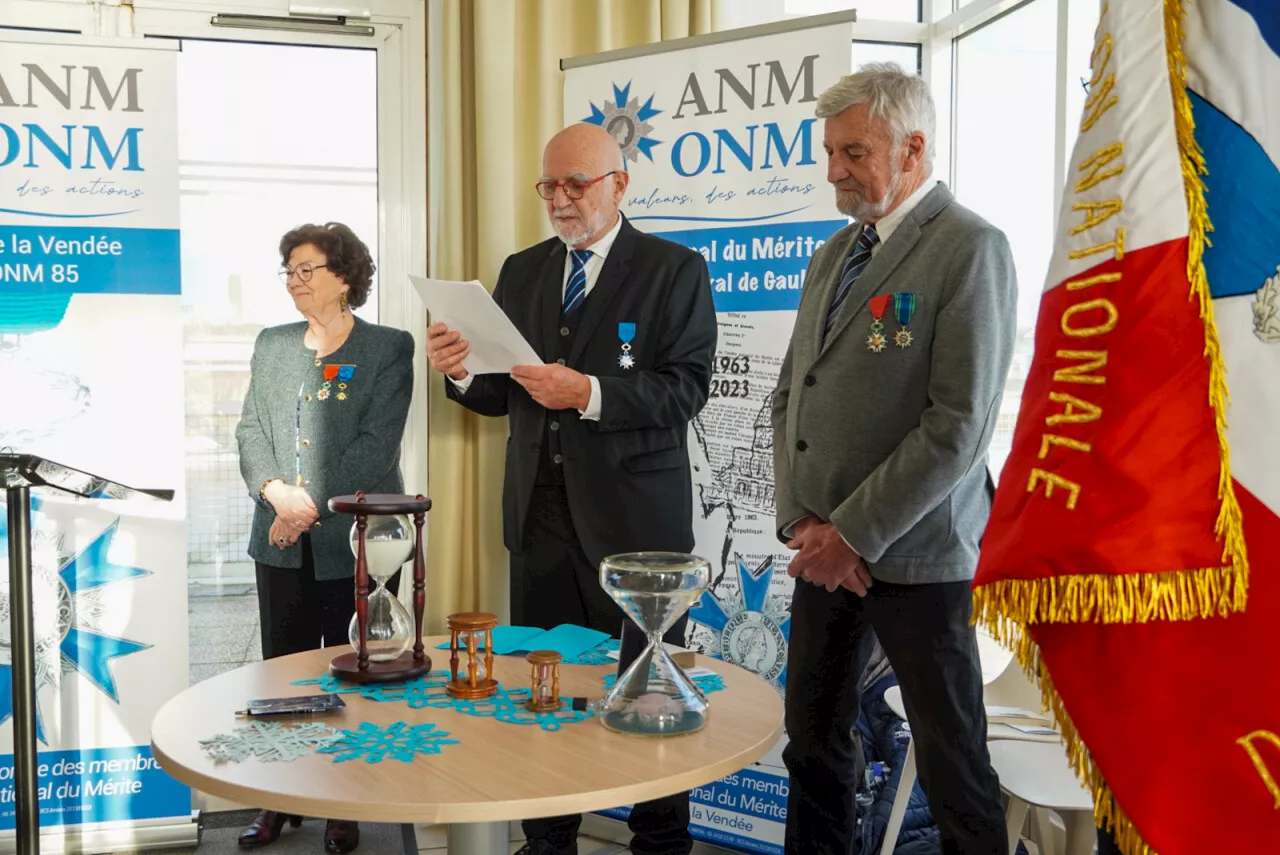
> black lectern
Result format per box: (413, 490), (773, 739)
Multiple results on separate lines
(1, 453), (172, 855)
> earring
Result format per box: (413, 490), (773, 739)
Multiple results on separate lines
(341, 292), (349, 311)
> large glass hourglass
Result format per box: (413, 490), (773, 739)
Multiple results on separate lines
(596, 552), (712, 736)
(327, 492), (432, 684)
(347, 514), (414, 662)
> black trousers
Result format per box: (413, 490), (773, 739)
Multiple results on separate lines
(1097, 825), (1122, 855)
(783, 577), (1006, 855)
(512, 484), (692, 855)
(256, 535), (401, 661)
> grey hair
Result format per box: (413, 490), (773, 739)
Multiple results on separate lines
(815, 62), (936, 165)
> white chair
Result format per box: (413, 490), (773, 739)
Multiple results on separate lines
(989, 740), (1094, 855)
(877, 629), (1060, 855)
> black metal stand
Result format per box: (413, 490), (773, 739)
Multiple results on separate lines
(0, 453), (173, 855)
(6, 484), (38, 855)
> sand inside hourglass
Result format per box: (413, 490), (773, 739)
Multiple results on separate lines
(348, 520), (414, 662)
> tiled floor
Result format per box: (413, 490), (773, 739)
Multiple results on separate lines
(185, 585), (634, 853)
(187, 582), (262, 685)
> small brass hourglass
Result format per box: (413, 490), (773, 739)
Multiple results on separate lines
(525, 650), (562, 712)
(446, 612), (499, 699)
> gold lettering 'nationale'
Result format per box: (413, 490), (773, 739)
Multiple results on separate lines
(1053, 351), (1109, 385)
(1069, 227), (1126, 262)
(1067, 271), (1122, 292)
(1237, 731), (1280, 810)
(1027, 469), (1082, 510)
(1039, 434), (1092, 459)
(1074, 144), (1125, 194)
(1081, 33), (1119, 133)
(1062, 300), (1120, 337)
(1046, 392), (1103, 425)
(1027, 1), (1117, 516)
(1070, 199), (1124, 236)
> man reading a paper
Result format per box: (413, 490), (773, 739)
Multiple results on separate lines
(427, 122), (716, 855)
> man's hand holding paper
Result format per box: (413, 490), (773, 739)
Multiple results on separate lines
(412, 275), (541, 376)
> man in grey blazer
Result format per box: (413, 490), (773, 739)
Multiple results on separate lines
(773, 64), (1014, 854)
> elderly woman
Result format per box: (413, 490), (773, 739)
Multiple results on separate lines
(235, 222), (414, 854)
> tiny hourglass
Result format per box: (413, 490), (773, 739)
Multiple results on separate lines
(328, 493), (432, 683)
(596, 552), (711, 736)
(525, 650), (562, 712)
(446, 612), (499, 699)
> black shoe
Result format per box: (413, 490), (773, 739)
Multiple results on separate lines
(237, 811), (302, 847)
(324, 820), (360, 854)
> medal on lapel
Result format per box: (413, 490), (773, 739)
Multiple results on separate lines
(892, 292), (917, 349)
(866, 295), (891, 353)
(321, 364), (356, 401)
(618, 322), (636, 369)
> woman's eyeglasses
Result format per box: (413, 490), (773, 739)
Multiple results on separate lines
(279, 262), (328, 284)
(534, 171), (618, 201)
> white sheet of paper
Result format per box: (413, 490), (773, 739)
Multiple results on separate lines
(410, 274), (541, 375)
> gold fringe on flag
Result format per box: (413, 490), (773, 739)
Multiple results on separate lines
(972, 563), (1246, 628)
(971, 3), (1250, 854)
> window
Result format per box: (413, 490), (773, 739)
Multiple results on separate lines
(787, 0), (921, 22)
(953, 0), (1058, 479)
(179, 41), (380, 599)
(853, 40), (921, 74)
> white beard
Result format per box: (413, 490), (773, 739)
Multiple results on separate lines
(837, 170), (904, 223)
(552, 205), (612, 247)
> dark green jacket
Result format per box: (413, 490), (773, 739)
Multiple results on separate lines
(236, 316), (415, 580)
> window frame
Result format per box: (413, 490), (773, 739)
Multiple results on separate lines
(744, 0), (1098, 200)
(0, 0), (429, 522)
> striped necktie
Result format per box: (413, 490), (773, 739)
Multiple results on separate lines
(822, 224), (880, 344)
(563, 249), (592, 315)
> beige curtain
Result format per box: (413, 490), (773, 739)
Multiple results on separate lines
(424, 0), (723, 632)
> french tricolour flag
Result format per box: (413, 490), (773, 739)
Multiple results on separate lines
(972, 1), (1280, 852)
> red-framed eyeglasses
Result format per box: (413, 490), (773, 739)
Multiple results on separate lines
(534, 171), (619, 201)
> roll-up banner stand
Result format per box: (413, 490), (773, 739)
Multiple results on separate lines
(564, 11), (856, 854)
(0, 30), (197, 852)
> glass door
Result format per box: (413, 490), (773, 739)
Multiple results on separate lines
(176, 38), (382, 683)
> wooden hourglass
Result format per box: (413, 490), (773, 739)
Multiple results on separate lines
(327, 493), (432, 684)
(445, 612), (499, 699)
(525, 650), (562, 713)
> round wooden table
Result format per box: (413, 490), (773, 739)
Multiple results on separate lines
(151, 639), (784, 854)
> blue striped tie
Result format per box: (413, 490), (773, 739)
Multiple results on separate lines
(822, 224), (880, 345)
(563, 249), (592, 314)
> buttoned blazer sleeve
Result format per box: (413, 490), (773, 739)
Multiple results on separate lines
(831, 226), (1017, 562)
(236, 327), (280, 505)
(594, 252), (716, 431)
(304, 328), (416, 517)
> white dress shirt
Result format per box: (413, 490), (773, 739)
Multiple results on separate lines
(448, 213), (624, 421)
(863, 177), (937, 252)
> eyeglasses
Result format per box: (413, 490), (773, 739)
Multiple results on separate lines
(534, 171), (618, 201)
(280, 262), (328, 284)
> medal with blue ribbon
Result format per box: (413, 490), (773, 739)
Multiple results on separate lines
(892, 292), (917, 349)
(617, 322), (636, 369)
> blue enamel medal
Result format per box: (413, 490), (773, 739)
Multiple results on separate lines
(618, 322), (636, 369)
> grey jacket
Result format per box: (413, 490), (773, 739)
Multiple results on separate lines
(772, 183), (1016, 585)
(236, 316), (415, 580)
